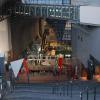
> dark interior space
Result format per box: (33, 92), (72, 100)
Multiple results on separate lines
(10, 16), (38, 57)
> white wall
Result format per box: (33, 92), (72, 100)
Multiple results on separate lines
(0, 19), (12, 56)
(80, 6), (100, 25)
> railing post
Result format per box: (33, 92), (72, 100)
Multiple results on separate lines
(94, 87), (96, 100)
(70, 81), (72, 97)
(52, 86), (54, 94)
(62, 86), (65, 96)
(56, 83), (59, 95)
(80, 92), (82, 100)
(87, 89), (88, 100)
(67, 83), (69, 96)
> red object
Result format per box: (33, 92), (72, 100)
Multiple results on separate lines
(17, 58), (29, 80)
(23, 58), (29, 73)
(58, 57), (63, 74)
(22, 58), (29, 80)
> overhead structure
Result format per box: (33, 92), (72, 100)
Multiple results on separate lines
(14, 4), (79, 22)
(21, 0), (71, 5)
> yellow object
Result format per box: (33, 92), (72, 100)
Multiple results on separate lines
(50, 41), (57, 47)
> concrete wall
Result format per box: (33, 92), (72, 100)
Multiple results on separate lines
(0, 19), (11, 57)
(72, 25), (100, 67)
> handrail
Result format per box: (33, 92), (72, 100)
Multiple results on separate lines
(52, 80), (99, 98)
(51, 80), (74, 98)
(15, 80), (73, 98)
(4, 79), (99, 100)
(80, 82), (100, 100)
(16, 79), (99, 98)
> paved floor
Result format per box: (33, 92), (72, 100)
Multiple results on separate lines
(3, 80), (100, 100)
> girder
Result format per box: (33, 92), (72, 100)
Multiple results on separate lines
(14, 4), (79, 22)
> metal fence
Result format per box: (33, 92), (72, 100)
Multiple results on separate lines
(80, 82), (100, 100)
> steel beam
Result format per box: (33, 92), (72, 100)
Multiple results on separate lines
(14, 4), (80, 22)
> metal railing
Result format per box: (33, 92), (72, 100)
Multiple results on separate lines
(0, 76), (12, 99)
(14, 80), (73, 99)
(80, 82), (100, 100)
(52, 80), (73, 97)
(3, 79), (99, 100)
(52, 80), (100, 100)
(0, 77), (6, 99)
